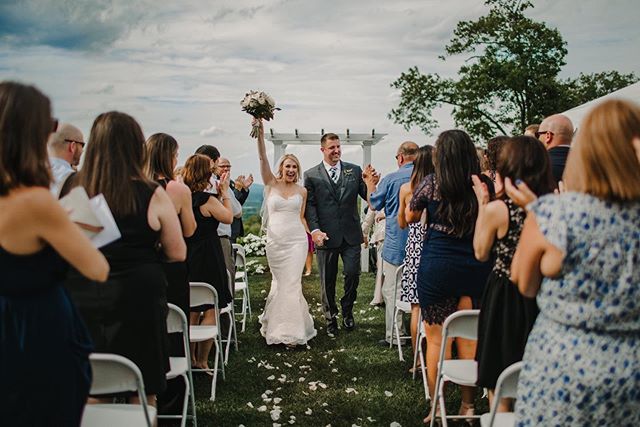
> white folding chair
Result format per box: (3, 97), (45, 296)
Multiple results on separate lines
(158, 304), (197, 427)
(430, 309), (481, 427)
(189, 282), (225, 401)
(480, 362), (522, 427)
(390, 263), (412, 361)
(220, 270), (239, 364)
(81, 353), (156, 427)
(412, 310), (430, 403)
(232, 243), (251, 332)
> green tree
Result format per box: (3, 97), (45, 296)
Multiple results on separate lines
(390, 0), (638, 142)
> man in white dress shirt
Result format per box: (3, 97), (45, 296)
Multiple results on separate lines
(48, 123), (85, 197)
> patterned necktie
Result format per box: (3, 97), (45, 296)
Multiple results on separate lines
(329, 166), (339, 183)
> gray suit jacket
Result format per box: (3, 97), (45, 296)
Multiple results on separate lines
(304, 161), (367, 249)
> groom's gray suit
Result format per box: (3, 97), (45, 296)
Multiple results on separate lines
(304, 161), (367, 326)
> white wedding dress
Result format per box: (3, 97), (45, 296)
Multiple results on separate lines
(259, 190), (317, 345)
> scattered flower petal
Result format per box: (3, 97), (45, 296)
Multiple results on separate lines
(246, 402), (254, 408)
(305, 408), (313, 415)
(257, 405), (267, 412)
(384, 391), (393, 397)
(267, 375), (275, 380)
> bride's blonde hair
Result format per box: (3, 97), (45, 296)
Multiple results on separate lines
(275, 154), (302, 183)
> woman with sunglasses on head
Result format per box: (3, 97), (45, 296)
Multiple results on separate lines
(0, 81), (109, 425)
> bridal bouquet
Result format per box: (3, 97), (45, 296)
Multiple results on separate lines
(240, 90), (280, 138)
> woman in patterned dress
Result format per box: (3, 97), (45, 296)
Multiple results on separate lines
(398, 145), (434, 356)
(511, 99), (640, 426)
(471, 136), (554, 413)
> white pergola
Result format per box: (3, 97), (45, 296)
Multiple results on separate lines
(265, 129), (387, 167)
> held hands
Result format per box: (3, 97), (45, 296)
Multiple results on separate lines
(362, 164), (380, 188)
(311, 230), (329, 247)
(471, 175), (490, 207)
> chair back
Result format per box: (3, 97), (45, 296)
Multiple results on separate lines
(167, 303), (188, 335)
(442, 309), (480, 341)
(88, 353), (153, 426)
(189, 282), (219, 309)
(495, 361), (522, 400)
(232, 244), (247, 268)
(393, 263), (404, 300)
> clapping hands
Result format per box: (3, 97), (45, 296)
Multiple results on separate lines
(235, 174), (254, 190)
(362, 164), (380, 189)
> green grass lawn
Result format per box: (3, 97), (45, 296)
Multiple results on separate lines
(191, 257), (481, 426)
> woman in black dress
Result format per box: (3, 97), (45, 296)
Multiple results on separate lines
(0, 82), (109, 426)
(145, 133), (197, 412)
(65, 112), (186, 406)
(182, 154), (233, 371)
(405, 130), (493, 422)
(472, 136), (553, 412)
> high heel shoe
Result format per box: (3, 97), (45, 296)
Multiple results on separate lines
(458, 401), (475, 425)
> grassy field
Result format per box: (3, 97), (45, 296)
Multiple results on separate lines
(191, 258), (481, 426)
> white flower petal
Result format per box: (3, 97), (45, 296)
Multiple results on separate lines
(267, 375), (275, 380)
(273, 397), (282, 404)
(390, 423), (402, 427)
(384, 391), (393, 397)
(305, 408), (313, 415)
(257, 405), (267, 412)
(247, 402), (254, 408)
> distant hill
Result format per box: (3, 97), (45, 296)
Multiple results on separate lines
(242, 183), (264, 219)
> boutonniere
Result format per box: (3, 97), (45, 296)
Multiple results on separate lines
(344, 168), (353, 177)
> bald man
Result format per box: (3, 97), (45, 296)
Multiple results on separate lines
(363, 141), (419, 346)
(537, 114), (574, 184)
(48, 123), (85, 196)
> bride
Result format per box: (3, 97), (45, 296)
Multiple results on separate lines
(254, 118), (317, 346)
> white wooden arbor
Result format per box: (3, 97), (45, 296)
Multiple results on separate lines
(265, 129), (387, 167)
(265, 129), (387, 273)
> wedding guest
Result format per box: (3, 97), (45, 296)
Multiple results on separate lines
(145, 132), (196, 318)
(483, 136), (508, 186)
(196, 149), (242, 290)
(65, 111), (186, 407)
(361, 207), (386, 305)
(523, 124), (539, 137)
(364, 141), (419, 346)
(47, 122), (85, 196)
(512, 99), (640, 426)
(405, 130), (493, 422)
(398, 145), (434, 358)
(536, 114), (573, 185)
(0, 81), (109, 426)
(216, 157), (253, 243)
(182, 154), (233, 371)
(471, 136), (554, 413)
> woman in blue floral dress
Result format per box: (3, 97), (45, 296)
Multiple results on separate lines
(510, 100), (640, 426)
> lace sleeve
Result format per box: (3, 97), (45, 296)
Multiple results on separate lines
(410, 174), (434, 211)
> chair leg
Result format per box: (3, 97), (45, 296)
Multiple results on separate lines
(210, 341), (220, 401)
(224, 314), (232, 364)
(232, 308), (239, 351)
(438, 379), (448, 427)
(412, 333), (421, 380)
(394, 318), (404, 361)
(241, 292), (247, 333)
(179, 373), (189, 427)
(420, 346), (430, 402)
(187, 365), (197, 427)
(245, 283), (252, 318)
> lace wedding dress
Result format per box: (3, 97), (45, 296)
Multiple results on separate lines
(259, 190), (317, 345)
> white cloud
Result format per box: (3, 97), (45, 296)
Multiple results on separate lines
(200, 125), (225, 137)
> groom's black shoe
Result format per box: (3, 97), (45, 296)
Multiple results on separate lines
(343, 315), (355, 331)
(327, 319), (339, 335)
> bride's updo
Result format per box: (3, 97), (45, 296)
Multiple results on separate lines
(275, 154), (302, 182)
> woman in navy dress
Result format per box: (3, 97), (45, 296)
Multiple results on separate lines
(406, 130), (493, 421)
(0, 81), (109, 426)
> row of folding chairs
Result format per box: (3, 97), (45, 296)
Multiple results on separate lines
(390, 264), (522, 427)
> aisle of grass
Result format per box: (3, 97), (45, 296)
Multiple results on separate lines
(191, 259), (473, 426)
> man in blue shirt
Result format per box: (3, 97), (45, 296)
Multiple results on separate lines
(363, 141), (418, 345)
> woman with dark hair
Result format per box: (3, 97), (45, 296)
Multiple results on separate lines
(65, 111), (186, 406)
(484, 136), (509, 188)
(472, 136), (554, 412)
(398, 145), (434, 359)
(0, 81), (109, 425)
(182, 154), (233, 370)
(405, 130), (493, 422)
(145, 133), (196, 317)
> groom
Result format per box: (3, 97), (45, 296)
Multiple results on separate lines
(304, 133), (368, 335)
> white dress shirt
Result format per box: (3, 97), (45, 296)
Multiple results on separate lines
(49, 157), (74, 196)
(208, 177), (242, 238)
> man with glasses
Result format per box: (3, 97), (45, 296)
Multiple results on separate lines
(536, 114), (574, 185)
(47, 122), (85, 197)
(218, 157), (254, 242)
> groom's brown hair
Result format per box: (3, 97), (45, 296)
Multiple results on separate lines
(320, 132), (339, 146)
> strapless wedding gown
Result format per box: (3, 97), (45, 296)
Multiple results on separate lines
(259, 191), (317, 345)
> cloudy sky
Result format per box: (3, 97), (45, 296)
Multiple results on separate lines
(1, 0), (639, 179)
